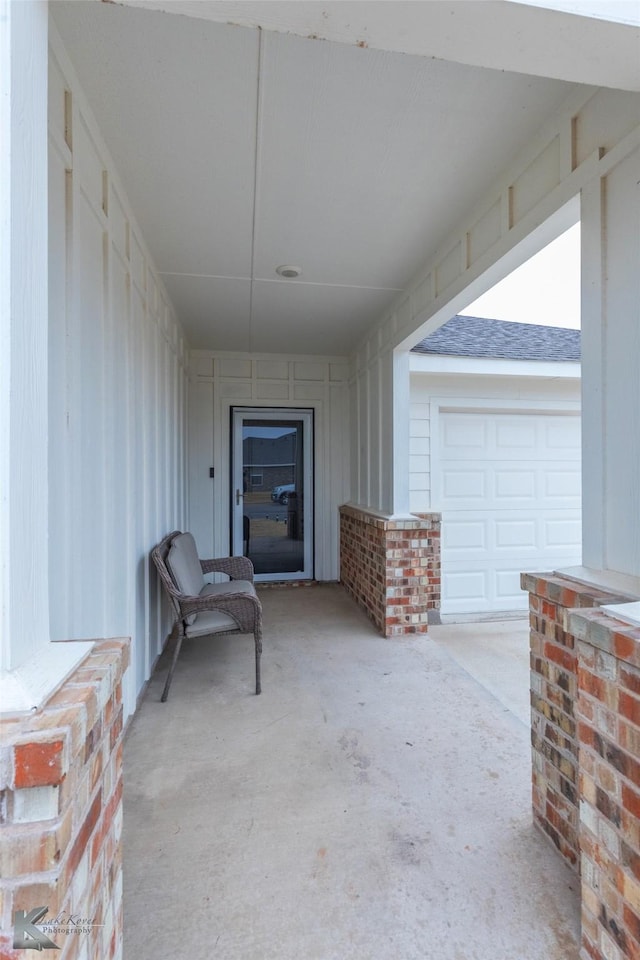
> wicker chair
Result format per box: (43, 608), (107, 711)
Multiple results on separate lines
(152, 531), (262, 701)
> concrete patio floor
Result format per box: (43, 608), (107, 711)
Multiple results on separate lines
(123, 584), (580, 960)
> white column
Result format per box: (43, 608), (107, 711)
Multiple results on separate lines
(581, 148), (640, 578)
(0, 0), (50, 672)
(355, 346), (411, 517)
(390, 348), (411, 517)
(580, 177), (606, 571)
(0, 1), (92, 710)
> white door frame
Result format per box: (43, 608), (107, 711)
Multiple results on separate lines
(231, 407), (314, 581)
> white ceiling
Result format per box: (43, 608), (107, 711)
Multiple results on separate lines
(51, 1), (593, 356)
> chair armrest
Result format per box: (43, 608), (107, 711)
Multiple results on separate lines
(200, 556), (255, 581)
(180, 590), (261, 615)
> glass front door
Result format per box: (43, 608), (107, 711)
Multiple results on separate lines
(231, 408), (313, 581)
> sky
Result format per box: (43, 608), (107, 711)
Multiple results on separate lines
(460, 222), (581, 329)
(514, 0), (640, 26)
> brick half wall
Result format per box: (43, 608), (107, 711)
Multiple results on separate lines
(522, 571), (640, 960)
(339, 505), (440, 637)
(0, 639), (129, 960)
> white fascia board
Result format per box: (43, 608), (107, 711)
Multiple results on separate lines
(409, 354), (581, 379)
(119, 0), (640, 91)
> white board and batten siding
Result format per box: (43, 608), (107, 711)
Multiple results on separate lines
(410, 373), (581, 615)
(49, 28), (189, 719)
(189, 355), (351, 582)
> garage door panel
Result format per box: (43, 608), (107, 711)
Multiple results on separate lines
(444, 570), (488, 602)
(544, 469), (581, 498)
(442, 552), (583, 613)
(495, 519), (537, 549)
(439, 410), (582, 614)
(495, 419), (537, 450)
(495, 568), (529, 603)
(495, 469), (536, 499)
(441, 417), (487, 450)
(442, 562), (510, 612)
(443, 519), (489, 553)
(441, 414), (580, 461)
(543, 515), (582, 549)
(442, 469), (486, 501)
(545, 419), (581, 449)
(445, 516), (577, 556)
(441, 461), (580, 510)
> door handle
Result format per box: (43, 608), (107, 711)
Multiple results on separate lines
(236, 488), (243, 506)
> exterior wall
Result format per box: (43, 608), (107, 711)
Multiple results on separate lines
(48, 27), (189, 718)
(522, 573), (640, 960)
(349, 343), (411, 517)
(339, 505), (441, 636)
(189, 353), (350, 581)
(0, 640), (129, 959)
(408, 371), (581, 514)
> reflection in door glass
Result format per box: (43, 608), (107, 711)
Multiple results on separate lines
(242, 421), (304, 575)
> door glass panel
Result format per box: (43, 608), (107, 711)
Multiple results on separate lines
(232, 409), (313, 581)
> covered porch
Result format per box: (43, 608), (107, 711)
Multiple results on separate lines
(2, 3), (640, 959)
(124, 584), (579, 959)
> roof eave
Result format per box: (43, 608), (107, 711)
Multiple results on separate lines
(409, 354), (581, 378)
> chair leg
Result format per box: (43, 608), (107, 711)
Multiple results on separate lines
(161, 630), (184, 702)
(254, 629), (262, 695)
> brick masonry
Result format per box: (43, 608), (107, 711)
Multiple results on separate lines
(339, 505), (441, 637)
(0, 639), (129, 960)
(522, 572), (640, 960)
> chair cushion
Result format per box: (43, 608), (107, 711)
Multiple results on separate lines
(200, 580), (256, 600)
(185, 609), (239, 638)
(166, 533), (205, 595)
(166, 533), (206, 625)
(186, 580), (256, 636)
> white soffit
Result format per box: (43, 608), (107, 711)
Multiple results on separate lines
(52, 1), (587, 355)
(161, 275), (252, 351)
(53, 6), (260, 278)
(249, 280), (397, 355)
(251, 28), (555, 292)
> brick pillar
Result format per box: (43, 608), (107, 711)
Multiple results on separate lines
(570, 607), (640, 960)
(0, 639), (129, 959)
(522, 571), (640, 960)
(339, 505), (440, 637)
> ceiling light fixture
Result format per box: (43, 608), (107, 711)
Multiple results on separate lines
(276, 264), (302, 279)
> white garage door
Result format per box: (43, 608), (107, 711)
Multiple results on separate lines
(438, 410), (581, 614)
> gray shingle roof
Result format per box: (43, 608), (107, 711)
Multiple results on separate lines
(412, 315), (581, 361)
